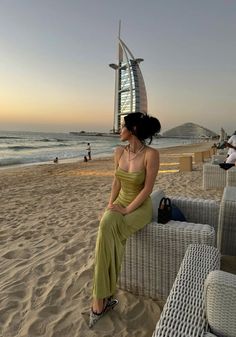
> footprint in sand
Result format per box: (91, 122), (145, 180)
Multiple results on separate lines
(38, 305), (60, 318)
(71, 269), (92, 299)
(3, 248), (31, 259)
(0, 234), (8, 242)
(54, 253), (68, 262)
(50, 310), (80, 337)
(28, 318), (47, 336)
(37, 274), (51, 287)
(0, 300), (19, 326)
(54, 263), (67, 272)
(64, 244), (80, 255)
(43, 285), (63, 306)
(7, 289), (26, 300)
(34, 261), (52, 274)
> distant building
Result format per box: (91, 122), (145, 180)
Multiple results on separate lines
(162, 122), (218, 139)
(109, 23), (147, 133)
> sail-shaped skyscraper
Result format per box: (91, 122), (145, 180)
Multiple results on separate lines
(109, 24), (147, 133)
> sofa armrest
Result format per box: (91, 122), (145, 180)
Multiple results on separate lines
(119, 221), (215, 301)
(171, 197), (220, 233)
(203, 163), (227, 190)
(226, 167), (236, 187)
(153, 244), (220, 337)
(211, 154), (226, 164)
(217, 186), (236, 255)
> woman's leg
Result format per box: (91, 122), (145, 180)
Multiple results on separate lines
(92, 210), (126, 309)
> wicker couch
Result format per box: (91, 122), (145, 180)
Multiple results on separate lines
(211, 154), (227, 164)
(203, 163), (236, 190)
(203, 163), (227, 190)
(118, 190), (218, 300)
(153, 244), (236, 337)
(118, 190), (236, 336)
(217, 186), (236, 256)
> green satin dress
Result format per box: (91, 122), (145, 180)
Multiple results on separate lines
(92, 166), (152, 299)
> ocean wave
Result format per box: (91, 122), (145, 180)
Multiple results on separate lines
(35, 138), (70, 142)
(37, 138), (51, 142)
(0, 158), (25, 167)
(55, 138), (70, 142)
(0, 136), (22, 139)
(8, 143), (70, 151)
(9, 146), (36, 151)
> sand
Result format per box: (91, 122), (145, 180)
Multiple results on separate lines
(0, 141), (235, 337)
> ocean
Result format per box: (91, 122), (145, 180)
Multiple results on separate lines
(0, 130), (197, 168)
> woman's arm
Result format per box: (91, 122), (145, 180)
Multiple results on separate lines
(226, 142), (236, 150)
(109, 148), (159, 214)
(225, 136), (236, 150)
(107, 146), (123, 206)
(108, 177), (121, 206)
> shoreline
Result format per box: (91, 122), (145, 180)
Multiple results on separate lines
(0, 153), (113, 171)
(0, 140), (214, 172)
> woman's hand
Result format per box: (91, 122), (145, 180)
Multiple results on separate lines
(107, 203), (128, 215)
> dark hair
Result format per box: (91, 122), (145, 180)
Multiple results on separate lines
(124, 112), (161, 144)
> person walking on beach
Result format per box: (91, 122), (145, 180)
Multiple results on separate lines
(89, 112), (161, 328)
(226, 151), (236, 165)
(225, 132), (236, 157)
(87, 143), (91, 160)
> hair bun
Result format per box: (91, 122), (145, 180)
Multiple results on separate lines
(149, 117), (161, 135)
(124, 112), (161, 144)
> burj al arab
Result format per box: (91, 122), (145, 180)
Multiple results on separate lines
(109, 24), (148, 133)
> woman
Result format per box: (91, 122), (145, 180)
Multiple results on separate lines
(89, 112), (161, 328)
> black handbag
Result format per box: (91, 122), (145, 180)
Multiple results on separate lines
(158, 197), (172, 224)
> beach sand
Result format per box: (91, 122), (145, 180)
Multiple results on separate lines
(0, 142), (235, 337)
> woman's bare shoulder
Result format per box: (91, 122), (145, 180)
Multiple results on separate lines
(145, 145), (159, 157)
(115, 145), (126, 154)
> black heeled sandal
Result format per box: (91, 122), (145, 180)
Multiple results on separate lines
(89, 297), (119, 328)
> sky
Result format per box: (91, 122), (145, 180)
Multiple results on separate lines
(0, 0), (235, 135)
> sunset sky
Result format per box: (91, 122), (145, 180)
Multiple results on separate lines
(0, 0), (235, 134)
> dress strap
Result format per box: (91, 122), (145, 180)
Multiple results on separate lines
(115, 145), (126, 167)
(143, 145), (148, 167)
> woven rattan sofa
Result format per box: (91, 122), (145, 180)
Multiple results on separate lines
(119, 190), (236, 336)
(227, 167), (236, 187)
(203, 163), (227, 190)
(217, 186), (236, 256)
(153, 244), (236, 337)
(211, 154), (227, 164)
(118, 190), (219, 300)
(203, 163), (236, 190)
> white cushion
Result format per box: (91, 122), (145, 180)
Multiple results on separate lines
(205, 270), (236, 337)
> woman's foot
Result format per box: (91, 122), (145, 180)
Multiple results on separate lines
(91, 298), (105, 314)
(89, 297), (119, 328)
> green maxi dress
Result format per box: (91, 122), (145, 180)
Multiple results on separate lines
(92, 166), (152, 299)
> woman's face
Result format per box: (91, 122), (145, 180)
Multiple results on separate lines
(120, 123), (132, 142)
